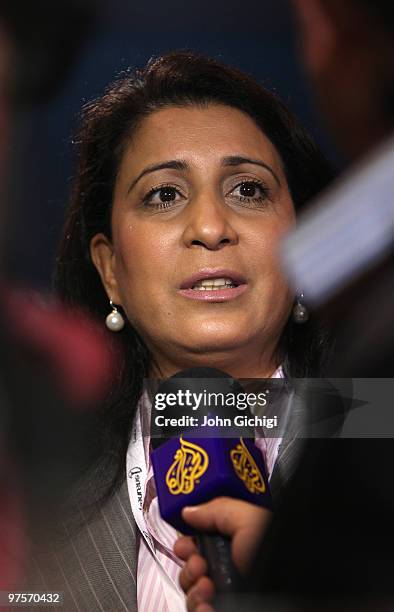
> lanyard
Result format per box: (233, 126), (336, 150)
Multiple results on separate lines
(126, 406), (186, 611)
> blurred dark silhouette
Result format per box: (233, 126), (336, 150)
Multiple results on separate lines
(0, 0), (115, 590)
(237, 1), (394, 609)
(2, 0), (100, 104)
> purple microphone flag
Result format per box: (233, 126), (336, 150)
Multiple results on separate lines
(152, 433), (272, 534)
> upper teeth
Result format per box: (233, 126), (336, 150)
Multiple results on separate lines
(192, 277), (236, 290)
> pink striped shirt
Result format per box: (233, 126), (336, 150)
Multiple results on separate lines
(136, 368), (284, 611)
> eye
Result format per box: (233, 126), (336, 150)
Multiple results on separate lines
(143, 184), (185, 210)
(228, 180), (270, 206)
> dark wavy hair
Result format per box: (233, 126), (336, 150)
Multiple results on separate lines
(54, 51), (334, 499)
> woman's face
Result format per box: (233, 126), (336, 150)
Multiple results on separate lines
(91, 104), (296, 377)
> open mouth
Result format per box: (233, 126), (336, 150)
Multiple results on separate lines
(191, 277), (238, 291)
(178, 270), (247, 302)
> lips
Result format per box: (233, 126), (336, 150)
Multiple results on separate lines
(178, 269), (248, 302)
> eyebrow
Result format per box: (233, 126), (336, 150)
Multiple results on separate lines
(127, 160), (187, 194)
(221, 155), (281, 187)
(127, 155), (280, 194)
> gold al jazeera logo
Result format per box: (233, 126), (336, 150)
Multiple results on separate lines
(166, 436), (209, 495)
(230, 438), (266, 494)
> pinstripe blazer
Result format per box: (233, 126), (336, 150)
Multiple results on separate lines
(26, 478), (138, 612)
(25, 451), (294, 612)
(26, 468), (290, 612)
(26, 381), (339, 612)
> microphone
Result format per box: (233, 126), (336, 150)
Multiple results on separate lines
(150, 367), (272, 594)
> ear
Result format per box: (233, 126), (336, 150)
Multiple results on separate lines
(90, 233), (122, 306)
(292, 0), (337, 74)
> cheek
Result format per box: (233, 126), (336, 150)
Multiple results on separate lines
(247, 216), (294, 307)
(249, 214), (294, 268)
(112, 222), (175, 294)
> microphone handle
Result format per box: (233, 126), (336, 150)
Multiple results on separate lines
(196, 533), (242, 594)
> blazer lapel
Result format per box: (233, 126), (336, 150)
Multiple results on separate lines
(27, 479), (138, 612)
(269, 386), (306, 498)
(270, 379), (348, 498)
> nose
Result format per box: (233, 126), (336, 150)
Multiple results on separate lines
(182, 191), (239, 250)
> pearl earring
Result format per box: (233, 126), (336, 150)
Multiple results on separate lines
(106, 300), (125, 332)
(292, 293), (309, 324)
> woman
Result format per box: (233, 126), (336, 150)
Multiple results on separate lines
(49, 51), (332, 611)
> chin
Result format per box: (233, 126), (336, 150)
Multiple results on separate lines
(179, 330), (249, 356)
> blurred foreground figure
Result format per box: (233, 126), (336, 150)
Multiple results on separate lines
(0, 1), (113, 591)
(282, 0), (394, 377)
(242, 0), (394, 608)
(178, 1), (394, 610)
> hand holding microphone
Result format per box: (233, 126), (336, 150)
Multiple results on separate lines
(175, 497), (272, 611)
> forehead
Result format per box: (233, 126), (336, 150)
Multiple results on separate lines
(120, 104), (283, 171)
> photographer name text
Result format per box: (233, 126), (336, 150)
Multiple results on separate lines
(154, 414), (278, 429)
